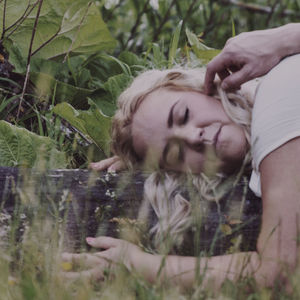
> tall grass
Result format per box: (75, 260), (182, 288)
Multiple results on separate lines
(0, 169), (299, 300)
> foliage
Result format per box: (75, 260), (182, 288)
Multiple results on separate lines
(53, 101), (112, 156)
(0, 0), (298, 168)
(0, 120), (66, 168)
(0, 0), (116, 72)
(0, 0), (299, 298)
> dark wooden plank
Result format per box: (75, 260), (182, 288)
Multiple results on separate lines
(0, 167), (261, 255)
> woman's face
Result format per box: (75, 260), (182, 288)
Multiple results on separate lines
(131, 88), (248, 174)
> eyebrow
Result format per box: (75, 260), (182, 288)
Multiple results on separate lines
(167, 100), (179, 128)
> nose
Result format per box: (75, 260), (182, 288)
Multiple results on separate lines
(173, 125), (205, 147)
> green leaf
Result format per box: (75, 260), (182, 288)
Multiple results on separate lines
(231, 18), (236, 37)
(119, 51), (144, 66)
(30, 72), (94, 108)
(53, 102), (112, 156)
(91, 73), (133, 116)
(0, 120), (66, 169)
(186, 28), (221, 64)
(168, 20), (182, 68)
(1, 0), (117, 66)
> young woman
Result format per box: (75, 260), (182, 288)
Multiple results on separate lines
(62, 24), (300, 289)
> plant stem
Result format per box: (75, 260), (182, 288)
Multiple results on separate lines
(1, 0), (6, 40)
(152, 0), (176, 43)
(181, 0), (199, 31)
(219, 0), (298, 16)
(103, 0), (125, 23)
(62, 1), (92, 63)
(3, 1), (39, 42)
(31, 26), (61, 56)
(17, 0), (44, 120)
(124, 0), (150, 50)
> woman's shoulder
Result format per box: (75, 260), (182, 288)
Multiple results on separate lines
(251, 53), (300, 171)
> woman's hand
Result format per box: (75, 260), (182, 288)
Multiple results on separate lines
(89, 155), (125, 172)
(204, 23), (300, 94)
(61, 237), (143, 281)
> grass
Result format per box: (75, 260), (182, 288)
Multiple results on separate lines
(0, 169), (299, 300)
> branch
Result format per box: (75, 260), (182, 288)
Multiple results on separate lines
(220, 0), (299, 16)
(1, 0), (6, 40)
(62, 1), (92, 63)
(31, 25), (61, 56)
(17, 0), (44, 119)
(181, 0), (199, 31)
(265, 0), (280, 26)
(152, 0), (176, 43)
(103, 0), (125, 23)
(2, 0), (39, 42)
(125, 0), (151, 50)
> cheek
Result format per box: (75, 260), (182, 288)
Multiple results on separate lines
(185, 147), (223, 175)
(219, 125), (248, 161)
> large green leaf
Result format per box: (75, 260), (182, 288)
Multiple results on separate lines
(30, 72), (94, 108)
(186, 28), (221, 64)
(91, 73), (133, 116)
(1, 0), (116, 68)
(0, 121), (66, 169)
(53, 102), (112, 156)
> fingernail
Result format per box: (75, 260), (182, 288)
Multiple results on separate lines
(221, 82), (228, 90)
(86, 237), (95, 244)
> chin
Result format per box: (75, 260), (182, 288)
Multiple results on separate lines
(219, 158), (244, 175)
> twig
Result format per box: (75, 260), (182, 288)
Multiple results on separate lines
(220, 0), (298, 16)
(1, 0), (6, 40)
(103, 0), (125, 23)
(31, 26), (61, 56)
(62, 1), (92, 63)
(201, 0), (216, 40)
(265, 0), (280, 26)
(152, 0), (176, 43)
(181, 0), (199, 31)
(124, 0), (151, 50)
(2, 1), (39, 42)
(17, 0), (44, 119)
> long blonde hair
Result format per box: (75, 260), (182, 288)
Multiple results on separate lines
(111, 68), (254, 252)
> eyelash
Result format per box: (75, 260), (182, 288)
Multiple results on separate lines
(182, 107), (189, 124)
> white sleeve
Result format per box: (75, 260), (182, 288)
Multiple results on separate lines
(250, 54), (300, 197)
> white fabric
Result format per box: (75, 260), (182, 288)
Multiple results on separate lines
(249, 54), (300, 197)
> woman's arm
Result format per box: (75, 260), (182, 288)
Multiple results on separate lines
(63, 141), (299, 288)
(256, 137), (300, 283)
(89, 155), (125, 172)
(205, 23), (300, 94)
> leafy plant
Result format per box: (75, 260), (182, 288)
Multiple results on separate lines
(0, 0), (116, 73)
(53, 101), (112, 156)
(0, 120), (66, 168)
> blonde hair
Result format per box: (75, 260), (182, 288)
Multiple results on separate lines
(111, 68), (254, 252)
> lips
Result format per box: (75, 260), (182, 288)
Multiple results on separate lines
(213, 125), (222, 146)
(212, 125), (222, 157)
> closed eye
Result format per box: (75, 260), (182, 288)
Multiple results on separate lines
(183, 107), (189, 124)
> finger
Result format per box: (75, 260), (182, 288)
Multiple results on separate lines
(217, 69), (230, 81)
(61, 268), (104, 282)
(204, 54), (231, 94)
(89, 156), (120, 171)
(86, 236), (121, 249)
(221, 64), (254, 91)
(61, 252), (101, 268)
(107, 159), (125, 172)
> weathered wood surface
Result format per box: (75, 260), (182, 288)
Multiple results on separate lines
(0, 167), (262, 255)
